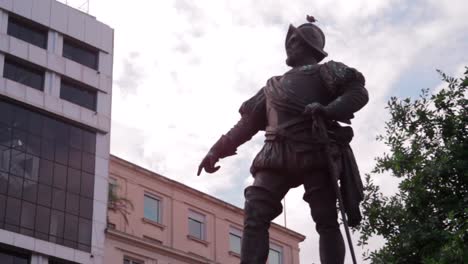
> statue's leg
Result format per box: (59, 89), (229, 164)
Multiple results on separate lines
(241, 170), (290, 264)
(303, 170), (345, 264)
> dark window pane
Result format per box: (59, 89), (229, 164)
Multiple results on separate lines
(20, 201), (36, 229)
(13, 107), (28, 131)
(37, 184), (52, 207)
(0, 124), (12, 147)
(67, 167), (80, 194)
(11, 129), (27, 151)
(0, 194), (6, 223)
(63, 38), (98, 70)
(81, 152), (95, 174)
(52, 188), (65, 211)
(53, 163), (67, 189)
(68, 147), (82, 170)
(78, 218), (92, 246)
(188, 218), (203, 240)
(4, 223), (19, 232)
(7, 175), (23, 198)
(49, 210), (64, 239)
(60, 80), (97, 111)
(0, 172), (8, 194)
(41, 117), (57, 139)
(5, 197), (21, 224)
(0, 146), (11, 173)
(26, 134), (41, 156)
(3, 58), (44, 91)
(79, 197), (93, 219)
(34, 231), (48, 241)
(82, 130), (95, 154)
(20, 227), (33, 236)
(0, 101), (13, 125)
(35, 205), (50, 234)
(40, 138), (54, 160)
(55, 122), (68, 144)
(80, 172), (94, 198)
(7, 15), (47, 49)
(64, 214), (78, 242)
(38, 159), (53, 185)
(27, 111), (43, 136)
(22, 179), (37, 202)
(24, 154), (40, 182)
(10, 150), (25, 177)
(66, 193), (79, 215)
(69, 127), (82, 150)
(54, 143), (68, 165)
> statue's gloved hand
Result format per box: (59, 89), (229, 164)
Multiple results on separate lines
(303, 102), (327, 117)
(197, 151), (221, 176)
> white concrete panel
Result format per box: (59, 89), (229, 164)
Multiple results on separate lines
(98, 52), (112, 76)
(83, 66), (99, 87)
(5, 79), (26, 100)
(99, 25), (113, 54)
(48, 72), (61, 96)
(0, 78), (5, 94)
(55, 244), (75, 261)
(47, 53), (66, 74)
(65, 59), (82, 81)
(97, 115), (110, 132)
(0, 53), (4, 75)
(31, 0), (51, 26)
(28, 44), (47, 66)
(98, 74), (112, 94)
(92, 254), (104, 264)
(0, 9), (9, 34)
(95, 133), (110, 159)
(85, 15), (100, 49)
(63, 100), (81, 120)
(13, 233), (35, 251)
(34, 239), (56, 256)
(0, 228), (14, 244)
(74, 250), (92, 264)
(95, 156), (109, 177)
(96, 92), (111, 118)
(0, 33), (8, 51)
(9, 37), (28, 60)
(50, 1), (68, 33)
(94, 175), (108, 203)
(81, 107), (98, 127)
(44, 94), (63, 113)
(0, 0), (13, 11)
(91, 221), (106, 249)
(25, 86), (44, 107)
(67, 8), (85, 40)
(13, 0), (32, 19)
(92, 200), (107, 224)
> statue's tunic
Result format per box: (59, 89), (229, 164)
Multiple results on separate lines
(216, 61), (368, 222)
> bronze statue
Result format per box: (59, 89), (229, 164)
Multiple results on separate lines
(198, 15), (368, 264)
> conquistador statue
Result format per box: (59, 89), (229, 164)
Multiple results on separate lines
(198, 16), (369, 264)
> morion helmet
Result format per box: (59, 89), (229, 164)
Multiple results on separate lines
(286, 15), (328, 61)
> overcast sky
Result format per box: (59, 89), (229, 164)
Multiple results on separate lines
(64, 0), (467, 262)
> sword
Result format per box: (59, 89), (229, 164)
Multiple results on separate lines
(313, 115), (358, 264)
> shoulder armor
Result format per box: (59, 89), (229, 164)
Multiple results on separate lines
(320, 61), (365, 95)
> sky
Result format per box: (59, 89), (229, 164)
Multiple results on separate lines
(63, 0), (467, 262)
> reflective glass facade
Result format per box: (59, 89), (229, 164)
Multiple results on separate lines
(0, 99), (96, 252)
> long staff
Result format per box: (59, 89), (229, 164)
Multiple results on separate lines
(314, 116), (357, 264)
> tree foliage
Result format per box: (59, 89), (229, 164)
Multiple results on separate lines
(358, 68), (468, 263)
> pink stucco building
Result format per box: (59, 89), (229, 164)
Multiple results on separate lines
(104, 155), (305, 264)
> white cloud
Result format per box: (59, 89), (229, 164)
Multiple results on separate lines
(83, 0), (468, 262)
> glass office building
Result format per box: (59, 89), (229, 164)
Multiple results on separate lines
(0, 1), (114, 263)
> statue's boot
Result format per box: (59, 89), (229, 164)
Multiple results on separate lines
(317, 225), (345, 264)
(240, 186), (283, 264)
